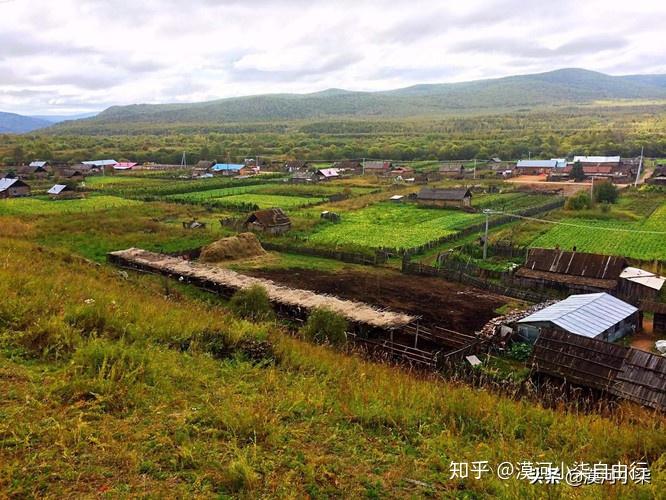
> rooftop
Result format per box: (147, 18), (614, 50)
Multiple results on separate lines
(516, 159), (559, 168)
(519, 292), (637, 338)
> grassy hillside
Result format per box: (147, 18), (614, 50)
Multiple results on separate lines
(0, 213), (664, 496)
(47, 69), (666, 133)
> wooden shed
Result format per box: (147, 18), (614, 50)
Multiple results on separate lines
(243, 208), (291, 235)
(514, 248), (626, 294)
(416, 188), (472, 208)
(0, 178), (31, 198)
(532, 328), (666, 410)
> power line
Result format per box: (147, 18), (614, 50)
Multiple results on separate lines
(486, 210), (666, 235)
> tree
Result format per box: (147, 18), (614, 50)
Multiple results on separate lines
(570, 161), (585, 182)
(593, 182), (619, 204)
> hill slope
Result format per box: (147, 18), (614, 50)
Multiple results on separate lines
(51, 68), (666, 133)
(0, 112), (52, 133)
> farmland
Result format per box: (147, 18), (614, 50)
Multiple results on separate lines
(0, 195), (140, 216)
(307, 203), (480, 250)
(211, 193), (326, 209)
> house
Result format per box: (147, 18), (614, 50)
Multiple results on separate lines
(82, 159), (117, 170)
(211, 163), (244, 176)
(389, 195), (404, 202)
(617, 267), (665, 303)
(390, 166), (414, 177)
(414, 171), (441, 184)
(572, 156), (621, 168)
(363, 161), (392, 175)
(17, 164), (49, 178)
(332, 160), (362, 173)
(517, 293), (639, 343)
(47, 184), (76, 198)
(239, 165), (260, 176)
(647, 166), (666, 186)
(514, 248), (627, 294)
(29, 160), (49, 168)
(515, 159), (560, 175)
(439, 164), (464, 178)
(57, 168), (85, 181)
(531, 328), (666, 410)
(243, 208), (291, 235)
(315, 168), (340, 181)
(285, 160), (309, 172)
(114, 162), (138, 170)
(416, 188), (472, 208)
(0, 178), (30, 198)
(290, 171), (317, 184)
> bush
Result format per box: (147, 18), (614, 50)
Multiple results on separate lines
(565, 191), (592, 210)
(508, 342), (532, 362)
(229, 285), (274, 322)
(301, 307), (347, 346)
(593, 182), (619, 204)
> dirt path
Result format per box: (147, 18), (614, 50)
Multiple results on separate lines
(245, 267), (512, 333)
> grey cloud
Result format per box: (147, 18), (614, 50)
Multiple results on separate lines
(228, 52), (362, 82)
(451, 35), (629, 59)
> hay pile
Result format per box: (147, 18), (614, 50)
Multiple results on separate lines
(199, 232), (266, 262)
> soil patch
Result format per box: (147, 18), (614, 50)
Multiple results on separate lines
(245, 267), (510, 333)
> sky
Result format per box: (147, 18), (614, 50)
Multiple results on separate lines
(1, 0), (665, 115)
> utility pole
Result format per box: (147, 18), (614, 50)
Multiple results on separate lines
(473, 158), (477, 179)
(362, 157), (365, 176)
(590, 176), (594, 202)
(634, 146), (644, 187)
(482, 209), (491, 260)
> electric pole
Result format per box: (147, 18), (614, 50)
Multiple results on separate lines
(634, 146), (644, 187)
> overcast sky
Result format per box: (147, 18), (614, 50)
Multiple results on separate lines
(1, 0), (665, 115)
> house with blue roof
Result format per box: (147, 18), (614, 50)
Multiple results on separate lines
(210, 163), (245, 176)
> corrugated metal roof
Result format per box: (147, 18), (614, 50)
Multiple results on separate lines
(211, 163), (243, 171)
(113, 162), (137, 170)
(0, 178), (20, 191)
(417, 188), (471, 201)
(518, 293), (637, 338)
(573, 156), (621, 163)
(516, 160), (558, 168)
(82, 159), (117, 167)
(620, 267), (666, 291)
(29, 161), (48, 168)
(47, 184), (69, 195)
(317, 168), (340, 177)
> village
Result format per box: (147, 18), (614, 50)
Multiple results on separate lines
(1, 152), (665, 412)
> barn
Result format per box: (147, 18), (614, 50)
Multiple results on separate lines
(0, 178), (31, 198)
(439, 164), (464, 178)
(416, 188), (472, 208)
(316, 168), (340, 181)
(363, 161), (392, 175)
(515, 159), (559, 175)
(517, 292), (639, 343)
(514, 248), (626, 294)
(243, 208), (291, 235)
(531, 328), (666, 410)
(47, 184), (76, 198)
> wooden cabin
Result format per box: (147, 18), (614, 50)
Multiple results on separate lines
(416, 188), (472, 208)
(243, 208), (291, 235)
(0, 178), (31, 198)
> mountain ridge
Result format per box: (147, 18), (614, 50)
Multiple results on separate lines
(7, 68), (666, 134)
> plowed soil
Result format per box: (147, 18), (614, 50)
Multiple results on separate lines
(245, 267), (511, 333)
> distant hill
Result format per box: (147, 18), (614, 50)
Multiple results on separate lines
(0, 112), (52, 133)
(30, 112), (99, 123)
(47, 68), (666, 133)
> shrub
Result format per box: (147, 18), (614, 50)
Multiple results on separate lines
(593, 181), (619, 204)
(565, 191), (592, 210)
(301, 307), (347, 346)
(229, 285), (274, 322)
(570, 161), (585, 182)
(508, 342), (532, 362)
(16, 316), (81, 360)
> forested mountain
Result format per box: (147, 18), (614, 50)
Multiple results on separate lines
(0, 112), (52, 133)
(48, 68), (666, 134)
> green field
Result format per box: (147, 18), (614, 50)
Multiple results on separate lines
(166, 184), (275, 202)
(0, 196), (140, 216)
(530, 203), (666, 260)
(307, 203), (481, 250)
(215, 193), (327, 209)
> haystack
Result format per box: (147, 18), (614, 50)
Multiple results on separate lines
(199, 232), (266, 262)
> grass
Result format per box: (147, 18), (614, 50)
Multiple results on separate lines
(0, 237), (664, 496)
(214, 193), (327, 209)
(0, 195), (140, 216)
(307, 202), (481, 251)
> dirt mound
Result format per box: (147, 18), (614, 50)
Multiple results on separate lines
(199, 233), (266, 262)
